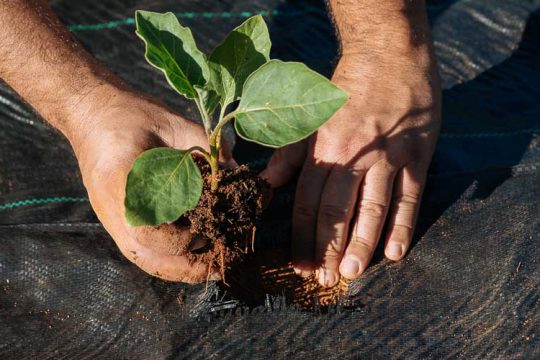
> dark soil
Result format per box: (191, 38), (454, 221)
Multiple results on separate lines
(183, 158), (270, 277)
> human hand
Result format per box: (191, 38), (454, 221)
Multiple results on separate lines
(70, 87), (234, 282)
(262, 42), (441, 287)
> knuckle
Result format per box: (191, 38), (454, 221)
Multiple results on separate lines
(296, 168), (317, 188)
(294, 201), (318, 220)
(358, 198), (388, 219)
(318, 203), (349, 223)
(393, 192), (420, 206)
(374, 158), (399, 173)
(312, 129), (335, 150)
(349, 234), (375, 252)
(134, 225), (191, 256)
(316, 236), (344, 256)
(392, 223), (414, 233)
(395, 205), (416, 219)
(86, 161), (120, 190)
(299, 161), (323, 178)
(322, 248), (342, 260)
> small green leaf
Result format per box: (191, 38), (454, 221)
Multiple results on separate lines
(235, 60), (349, 147)
(195, 85), (219, 117)
(209, 15), (271, 106)
(135, 10), (209, 99)
(125, 148), (202, 226)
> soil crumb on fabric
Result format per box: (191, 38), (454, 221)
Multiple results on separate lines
(221, 248), (351, 310)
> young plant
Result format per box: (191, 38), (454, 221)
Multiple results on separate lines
(125, 11), (348, 226)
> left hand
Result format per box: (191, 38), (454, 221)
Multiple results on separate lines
(262, 45), (441, 287)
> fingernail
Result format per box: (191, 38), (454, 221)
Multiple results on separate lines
(188, 236), (208, 251)
(318, 269), (326, 286)
(387, 243), (403, 258)
(340, 256), (361, 279)
(294, 267), (311, 278)
(226, 158), (238, 169)
(210, 272), (222, 281)
(319, 269), (338, 288)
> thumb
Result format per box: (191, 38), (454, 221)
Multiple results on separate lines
(219, 138), (238, 169)
(260, 140), (308, 188)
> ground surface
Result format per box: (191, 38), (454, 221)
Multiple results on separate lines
(0, 0), (539, 358)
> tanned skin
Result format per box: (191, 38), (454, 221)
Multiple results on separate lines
(0, 0), (440, 286)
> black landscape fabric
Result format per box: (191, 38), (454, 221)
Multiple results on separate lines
(1, 0), (539, 358)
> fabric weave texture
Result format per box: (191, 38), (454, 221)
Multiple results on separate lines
(0, 0), (539, 358)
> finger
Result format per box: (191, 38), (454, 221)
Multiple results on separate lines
(384, 164), (425, 260)
(106, 200), (215, 283)
(224, 157), (239, 169)
(135, 224), (193, 256)
(113, 224), (215, 283)
(316, 167), (363, 287)
(132, 225), (217, 282)
(131, 242), (216, 283)
(169, 117), (209, 150)
(219, 138), (238, 168)
(260, 141), (308, 188)
(291, 158), (331, 276)
(340, 161), (396, 280)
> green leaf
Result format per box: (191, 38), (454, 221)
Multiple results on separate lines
(234, 60), (349, 147)
(125, 148), (202, 226)
(209, 15), (271, 106)
(135, 10), (209, 99)
(195, 85), (219, 117)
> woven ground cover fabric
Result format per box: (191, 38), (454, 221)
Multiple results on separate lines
(1, 0), (539, 358)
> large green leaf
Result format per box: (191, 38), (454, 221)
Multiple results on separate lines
(209, 15), (271, 106)
(234, 60), (349, 147)
(135, 10), (209, 99)
(125, 148), (202, 226)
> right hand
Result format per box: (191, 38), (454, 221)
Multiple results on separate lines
(69, 86), (234, 283)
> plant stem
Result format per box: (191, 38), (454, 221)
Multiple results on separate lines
(210, 110), (238, 143)
(188, 146), (220, 191)
(208, 140), (220, 192)
(207, 109), (238, 192)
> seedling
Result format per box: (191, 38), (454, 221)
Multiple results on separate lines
(125, 11), (348, 226)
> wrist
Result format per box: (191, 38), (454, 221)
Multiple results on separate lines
(330, 0), (430, 56)
(60, 77), (132, 152)
(335, 43), (436, 86)
(340, 26), (428, 58)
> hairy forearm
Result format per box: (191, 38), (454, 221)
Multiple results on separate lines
(0, 0), (122, 140)
(328, 0), (431, 55)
